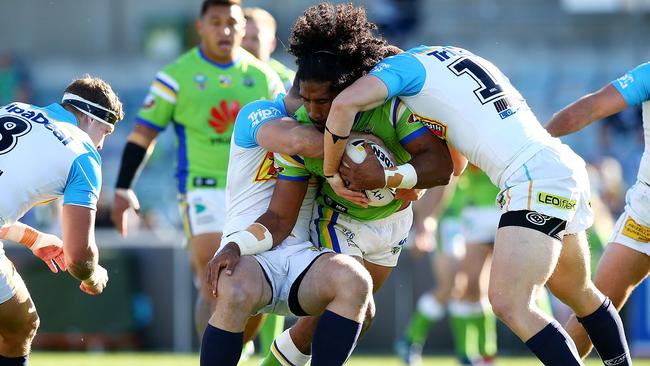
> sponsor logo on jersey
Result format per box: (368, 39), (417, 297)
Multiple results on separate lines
(142, 93), (156, 110)
(536, 192), (576, 210)
(194, 73), (207, 90)
(411, 113), (447, 139)
(218, 75), (232, 88)
(3, 104), (73, 146)
(616, 73), (634, 89)
(208, 100), (241, 135)
(323, 194), (348, 214)
(622, 216), (650, 243)
(243, 76), (255, 88)
(254, 151), (280, 182)
(371, 62), (391, 73)
(248, 106), (283, 126)
(494, 97), (519, 119)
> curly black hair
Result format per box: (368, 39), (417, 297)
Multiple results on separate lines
(288, 3), (389, 93)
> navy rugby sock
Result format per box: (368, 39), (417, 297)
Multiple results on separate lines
(312, 310), (361, 366)
(0, 355), (27, 366)
(578, 297), (631, 365)
(525, 321), (583, 366)
(199, 324), (243, 366)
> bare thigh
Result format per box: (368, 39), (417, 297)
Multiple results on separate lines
(191, 233), (222, 297)
(593, 242), (650, 310)
(0, 266), (38, 356)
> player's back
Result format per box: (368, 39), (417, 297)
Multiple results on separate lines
(371, 45), (559, 187)
(0, 102), (98, 227)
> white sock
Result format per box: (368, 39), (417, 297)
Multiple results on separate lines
(270, 329), (311, 366)
(417, 292), (444, 321)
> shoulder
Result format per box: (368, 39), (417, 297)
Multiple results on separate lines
(612, 61), (650, 105)
(234, 96), (287, 148)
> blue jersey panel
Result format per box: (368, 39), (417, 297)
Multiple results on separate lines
(63, 152), (102, 209)
(41, 103), (78, 126)
(234, 94), (288, 148)
(612, 62), (650, 106)
(369, 49), (427, 100)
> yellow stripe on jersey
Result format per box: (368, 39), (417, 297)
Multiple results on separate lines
(151, 81), (177, 103)
(274, 153), (305, 169)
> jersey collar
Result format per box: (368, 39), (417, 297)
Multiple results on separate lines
(198, 46), (240, 69)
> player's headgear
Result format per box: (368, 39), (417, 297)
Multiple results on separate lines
(61, 93), (119, 126)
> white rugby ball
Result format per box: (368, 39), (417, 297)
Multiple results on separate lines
(345, 139), (397, 207)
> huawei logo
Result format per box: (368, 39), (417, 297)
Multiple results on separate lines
(209, 100), (241, 134)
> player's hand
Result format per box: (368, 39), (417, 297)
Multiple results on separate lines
(326, 173), (369, 207)
(205, 242), (241, 297)
(395, 189), (426, 202)
(340, 143), (386, 190)
(31, 233), (66, 273)
(79, 265), (108, 295)
(111, 188), (140, 237)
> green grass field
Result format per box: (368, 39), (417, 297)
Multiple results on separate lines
(28, 353), (650, 366)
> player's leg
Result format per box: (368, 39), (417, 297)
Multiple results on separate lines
(0, 257), (39, 365)
(546, 231), (632, 365)
(190, 232), (222, 334)
(199, 256), (271, 366)
(489, 224), (582, 365)
(564, 241), (649, 358)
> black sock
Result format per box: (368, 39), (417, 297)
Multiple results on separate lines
(0, 355), (27, 366)
(578, 297), (631, 365)
(525, 321), (583, 366)
(312, 310), (362, 366)
(199, 324), (243, 366)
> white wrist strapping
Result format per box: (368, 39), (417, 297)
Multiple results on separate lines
(222, 223), (273, 256)
(384, 163), (418, 189)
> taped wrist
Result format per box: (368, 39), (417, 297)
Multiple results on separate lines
(222, 223), (273, 256)
(115, 142), (147, 189)
(2, 223), (40, 249)
(385, 163), (418, 189)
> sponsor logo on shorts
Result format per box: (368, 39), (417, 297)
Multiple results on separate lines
(536, 192), (576, 210)
(525, 212), (551, 226)
(411, 113), (447, 139)
(604, 353), (630, 365)
(622, 216), (650, 243)
(323, 195), (348, 214)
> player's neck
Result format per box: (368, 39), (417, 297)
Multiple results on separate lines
(200, 46), (240, 66)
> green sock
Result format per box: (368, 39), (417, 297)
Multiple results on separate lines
(259, 315), (285, 358)
(405, 310), (434, 345)
(474, 308), (497, 358)
(449, 312), (478, 362)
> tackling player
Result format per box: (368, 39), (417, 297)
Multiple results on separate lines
(0, 76), (123, 366)
(323, 45), (631, 365)
(110, 0), (284, 339)
(546, 61), (650, 359)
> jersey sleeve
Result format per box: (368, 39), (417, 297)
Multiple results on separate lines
(389, 99), (429, 145)
(612, 62), (650, 106)
(135, 70), (179, 132)
(369, 52), (427, 100)
(233, 97), (288, 148)
(63, 152), (102, 209)
(275, 153), (311, 182)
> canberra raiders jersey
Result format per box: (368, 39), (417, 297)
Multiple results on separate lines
(137, 46), (284, 193)
(0, 103), (101, 231)
(223, 94), (317, 244)
(370, 45), (561, 188)
(276, 98), (429, 221)
(612, 62), (650, 184)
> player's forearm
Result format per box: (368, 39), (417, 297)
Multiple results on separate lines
(323, 99), (358, 177)
(256, 210), (295, 247)
(291, 125), (324, 159)
(115, 129), (157, 190)
(0, 222), (43, 248)
(66, 246), (99, 282)
(546, 95), (601, 137)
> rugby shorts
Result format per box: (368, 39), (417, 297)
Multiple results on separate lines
(310, 203), (412, 267)
(609, 181), (650, 255)
(253, 241), (331, 316)
(179, 188), (225, 238)
(438, 217), (466, 258)
(0, 253), (17, 304)
(497, 143), (594, 236)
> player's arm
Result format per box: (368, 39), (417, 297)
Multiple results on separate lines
(256, 118), (323, 158)
(448, 144), (468, 177)
(0, 222), (66, 273)
(545, 84), (628, 137)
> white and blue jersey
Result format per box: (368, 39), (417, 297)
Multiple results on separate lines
(0, 102), (101, 240)
(222, 94), (316, 244)
(370, 45), (560, 188)
(612, 62), (650, 184)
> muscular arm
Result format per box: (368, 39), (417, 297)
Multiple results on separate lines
(324, 76), (389, 176)
(62, 204), (99, 281)
(256, 118), (324, 158)
(545, 84), (628, 137)
(403, 133), (453, 188)
(255, 179), (310, 247)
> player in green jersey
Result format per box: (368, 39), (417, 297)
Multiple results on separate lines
(242, 7), (296, 91)
(110, 0), (284, 341)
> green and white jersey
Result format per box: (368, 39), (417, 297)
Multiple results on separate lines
(442, 166), (499, 219)
(276, 98), (429, 221)
(268, 57), (296, 91)
(136, 46), (284, 193)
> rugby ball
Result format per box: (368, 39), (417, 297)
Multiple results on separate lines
(345, 139), (397, 207)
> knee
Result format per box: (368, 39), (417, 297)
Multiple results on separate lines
(488, 288), (518, 323)
(215, 277), (257, 313)
(332, 261), (372, 306)
(4, 311), (39, 350)
(361, 297), (376, 334)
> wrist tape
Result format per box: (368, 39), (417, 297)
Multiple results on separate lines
(222, 223), (273, 256)
(385, 163), (418, 189)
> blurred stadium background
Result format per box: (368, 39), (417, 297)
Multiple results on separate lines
(1, 0), (650, 363)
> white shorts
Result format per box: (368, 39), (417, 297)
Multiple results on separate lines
(254, 242), (332, 316)
(438, 217), (466, 258)
(310, 204), (413, 267)
(609, 181), (650, 255)
(497, 143), (594, 235)
(179, 189), (226, 237)
(462, 206), (500, 244)
(0, 253), (17, 304)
